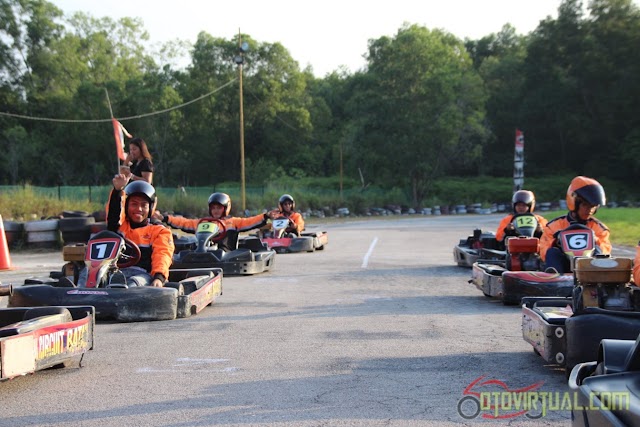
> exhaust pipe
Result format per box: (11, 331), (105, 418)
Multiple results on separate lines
(0, 284), (13, 296)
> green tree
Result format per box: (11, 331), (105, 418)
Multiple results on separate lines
(467, 25), (528, 177)
(352, 24), (488, 205)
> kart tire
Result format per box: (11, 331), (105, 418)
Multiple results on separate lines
(49, 361), (73, 369)
(62, 210), (90, 218)
(165, 282), (184, 296)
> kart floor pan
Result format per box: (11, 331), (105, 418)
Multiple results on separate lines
(172, 249), (276, 276)
(10, 285), (178, 322)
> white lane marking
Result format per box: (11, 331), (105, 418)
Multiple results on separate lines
(137, 358), (238, 373)
(174, 358), (229, 366)
(361, 237), (378, 269)
(137, 367), (239, 373)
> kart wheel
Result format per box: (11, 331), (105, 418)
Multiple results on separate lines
(502, 298), (518, 306)
(165, 282), (184, 296)
(49, 360), (73, 369)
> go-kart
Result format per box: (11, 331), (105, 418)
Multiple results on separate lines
(453, 228), (501, 268)
(250, 217), (328, 254)
(0, 304), (94, 381)
(170, 219), (276, 276)
(470, 213), (542, 303)
(569, 334), (640, 426)
(521, 255), (640, 374)
(501, 223), (596, 304)
(8, 230), (222, 322)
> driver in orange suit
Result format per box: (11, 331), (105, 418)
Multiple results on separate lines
(539, 176), (611, 274)
(495, 190), (547, 243)
(633, 245), (640, 285)
(276, 194), (305, 236)
(106, 174), (174, 287)
(153, 192), (279, 251)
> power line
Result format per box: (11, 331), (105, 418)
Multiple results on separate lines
(0, 78), (237, 123)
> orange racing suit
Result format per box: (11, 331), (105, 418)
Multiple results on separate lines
(279, 211), (305, 236)
(106, 188), (174, 282)
(495, 214), (548, 242)
(539, 213), (611, 262)
(633, 244), (640, 284)
(162, 213), (268, 251)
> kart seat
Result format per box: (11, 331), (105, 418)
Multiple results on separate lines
(239, 236), (268, 252)
(480, 248), (506, 259)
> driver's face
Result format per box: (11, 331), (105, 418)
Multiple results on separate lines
(514, 202), (529, 214)
(209, 203), (225, 219)
(282, 201), (293, 212)
(127, 195), (150, 223)
(577, 201), (598, 221)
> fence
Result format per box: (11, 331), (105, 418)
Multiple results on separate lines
(0, 185), (390, 203)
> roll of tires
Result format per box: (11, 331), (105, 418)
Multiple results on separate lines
(59, 216), (95, 244)
(24, 219), (59, 232)
(3, 221), (24, 248)
(90, 222), (107, 234)
(58, 216), (95, 231)
(62, 210), (89, 218)
(91, 210), (106, 222)
(24, 219), (60, 248)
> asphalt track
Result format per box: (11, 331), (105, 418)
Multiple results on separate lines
(1, 214), (632, 426)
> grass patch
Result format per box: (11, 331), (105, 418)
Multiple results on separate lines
(541, 208), (639, 247)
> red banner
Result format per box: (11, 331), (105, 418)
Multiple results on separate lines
(513, 129), (524, 192)
(111, 118), (132, 161)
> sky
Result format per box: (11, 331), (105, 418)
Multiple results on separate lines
(50, 0), (567, 77)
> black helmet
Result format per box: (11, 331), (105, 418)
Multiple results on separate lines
(208, 192), (231, 216)
(279, 194), (295, 210)
(512, 190), (535, 213)
(124, 181), (157, 219)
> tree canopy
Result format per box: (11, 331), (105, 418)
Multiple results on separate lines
(2, 0), (640, 205)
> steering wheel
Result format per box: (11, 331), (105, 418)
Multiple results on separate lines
(197, 218), (228, 243)
(116, 237), (142, 268)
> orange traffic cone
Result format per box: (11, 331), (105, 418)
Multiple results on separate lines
(0, 215), (14, 270)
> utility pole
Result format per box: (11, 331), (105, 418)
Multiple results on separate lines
(234, 29), (247, 211)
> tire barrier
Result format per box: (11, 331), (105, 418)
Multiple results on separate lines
(59, 216), (95, 245)
(3, 220), (24, 249)
(23, 218), (60, 248)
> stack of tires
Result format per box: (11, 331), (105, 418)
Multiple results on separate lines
(3, 221), (25, 248)
(24, 218), (60, 248)
(58, 211), (95, 245)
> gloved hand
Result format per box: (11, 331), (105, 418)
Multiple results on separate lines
(504, 223), (518, 237)
(534, 224), (543, 238)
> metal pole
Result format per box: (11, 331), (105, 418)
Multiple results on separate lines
(339, 141), (343, 200)
(238, 30), (246, 211)
(104, 88), (119, 172)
